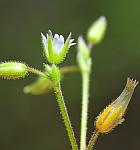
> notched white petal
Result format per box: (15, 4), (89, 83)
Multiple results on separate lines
(60, 35), (64, 44)
(54, 34), (59, 41)
(57, 35), (64, 53)
(53, 34), (65, 53)
(53, 34), (59, 52)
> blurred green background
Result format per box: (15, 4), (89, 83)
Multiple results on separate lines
(0, 0), (140, 149)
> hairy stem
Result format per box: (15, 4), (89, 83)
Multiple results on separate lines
(80, 42), (93, 150)
(87, 130), (99, 150)
(60, 66), (79, 74)
(54, 82), (78, 150)
(80, 71), (90, 150)
(28, 67), (47, 78)
(28, 66), (79, 78)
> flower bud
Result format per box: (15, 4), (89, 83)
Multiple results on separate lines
(87, 16), (107, 45)
(77, 36), (91, 72)
(23, 76), (52, 95)
(96, 78), (138, 133)
(0, 62), (28, 79)
(23, 66), (70, 95)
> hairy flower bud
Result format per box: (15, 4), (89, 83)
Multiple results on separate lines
(23, 76), (52, 95)
(0, 62), (28, 79)
(96, 78), (138, 133)
(77, 36), (91, 72)
(87, 16), (107, 45)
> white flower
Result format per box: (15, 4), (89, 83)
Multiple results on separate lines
(41, 30), (75, 55)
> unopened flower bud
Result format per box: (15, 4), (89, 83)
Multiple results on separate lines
(77, 36), (91, 72)
(23, 76), (52, 95)
(0, 62), (28, 79)
(87, 16), (107, 45)
(96, 78), (138, 133)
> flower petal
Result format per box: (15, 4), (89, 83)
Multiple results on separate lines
(57, 35), (64, 53)
(53, 34), (64, 53)
(53, 34), (60, 52)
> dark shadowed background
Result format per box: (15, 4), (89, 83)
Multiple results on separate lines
(0, 0), (140, 150)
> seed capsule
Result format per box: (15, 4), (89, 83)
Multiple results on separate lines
(96, 78), (138, 133)
(0, 62), (28, 79)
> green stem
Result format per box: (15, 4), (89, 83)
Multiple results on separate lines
(28, 66), (79, 79)
(60, 66), (79, 74)
(87, 130), (99, 150)
(80, 71), (90, 150)
(54, 82), (78, 150)
(28, 67), (47, 78)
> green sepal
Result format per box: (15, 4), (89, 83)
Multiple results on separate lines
(56, 33), (71, 64)
(41, 33), (48, 61)
(41, 31), (56, 64)
(45, 64), (60, 87)
(47, 30), (56, 63)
